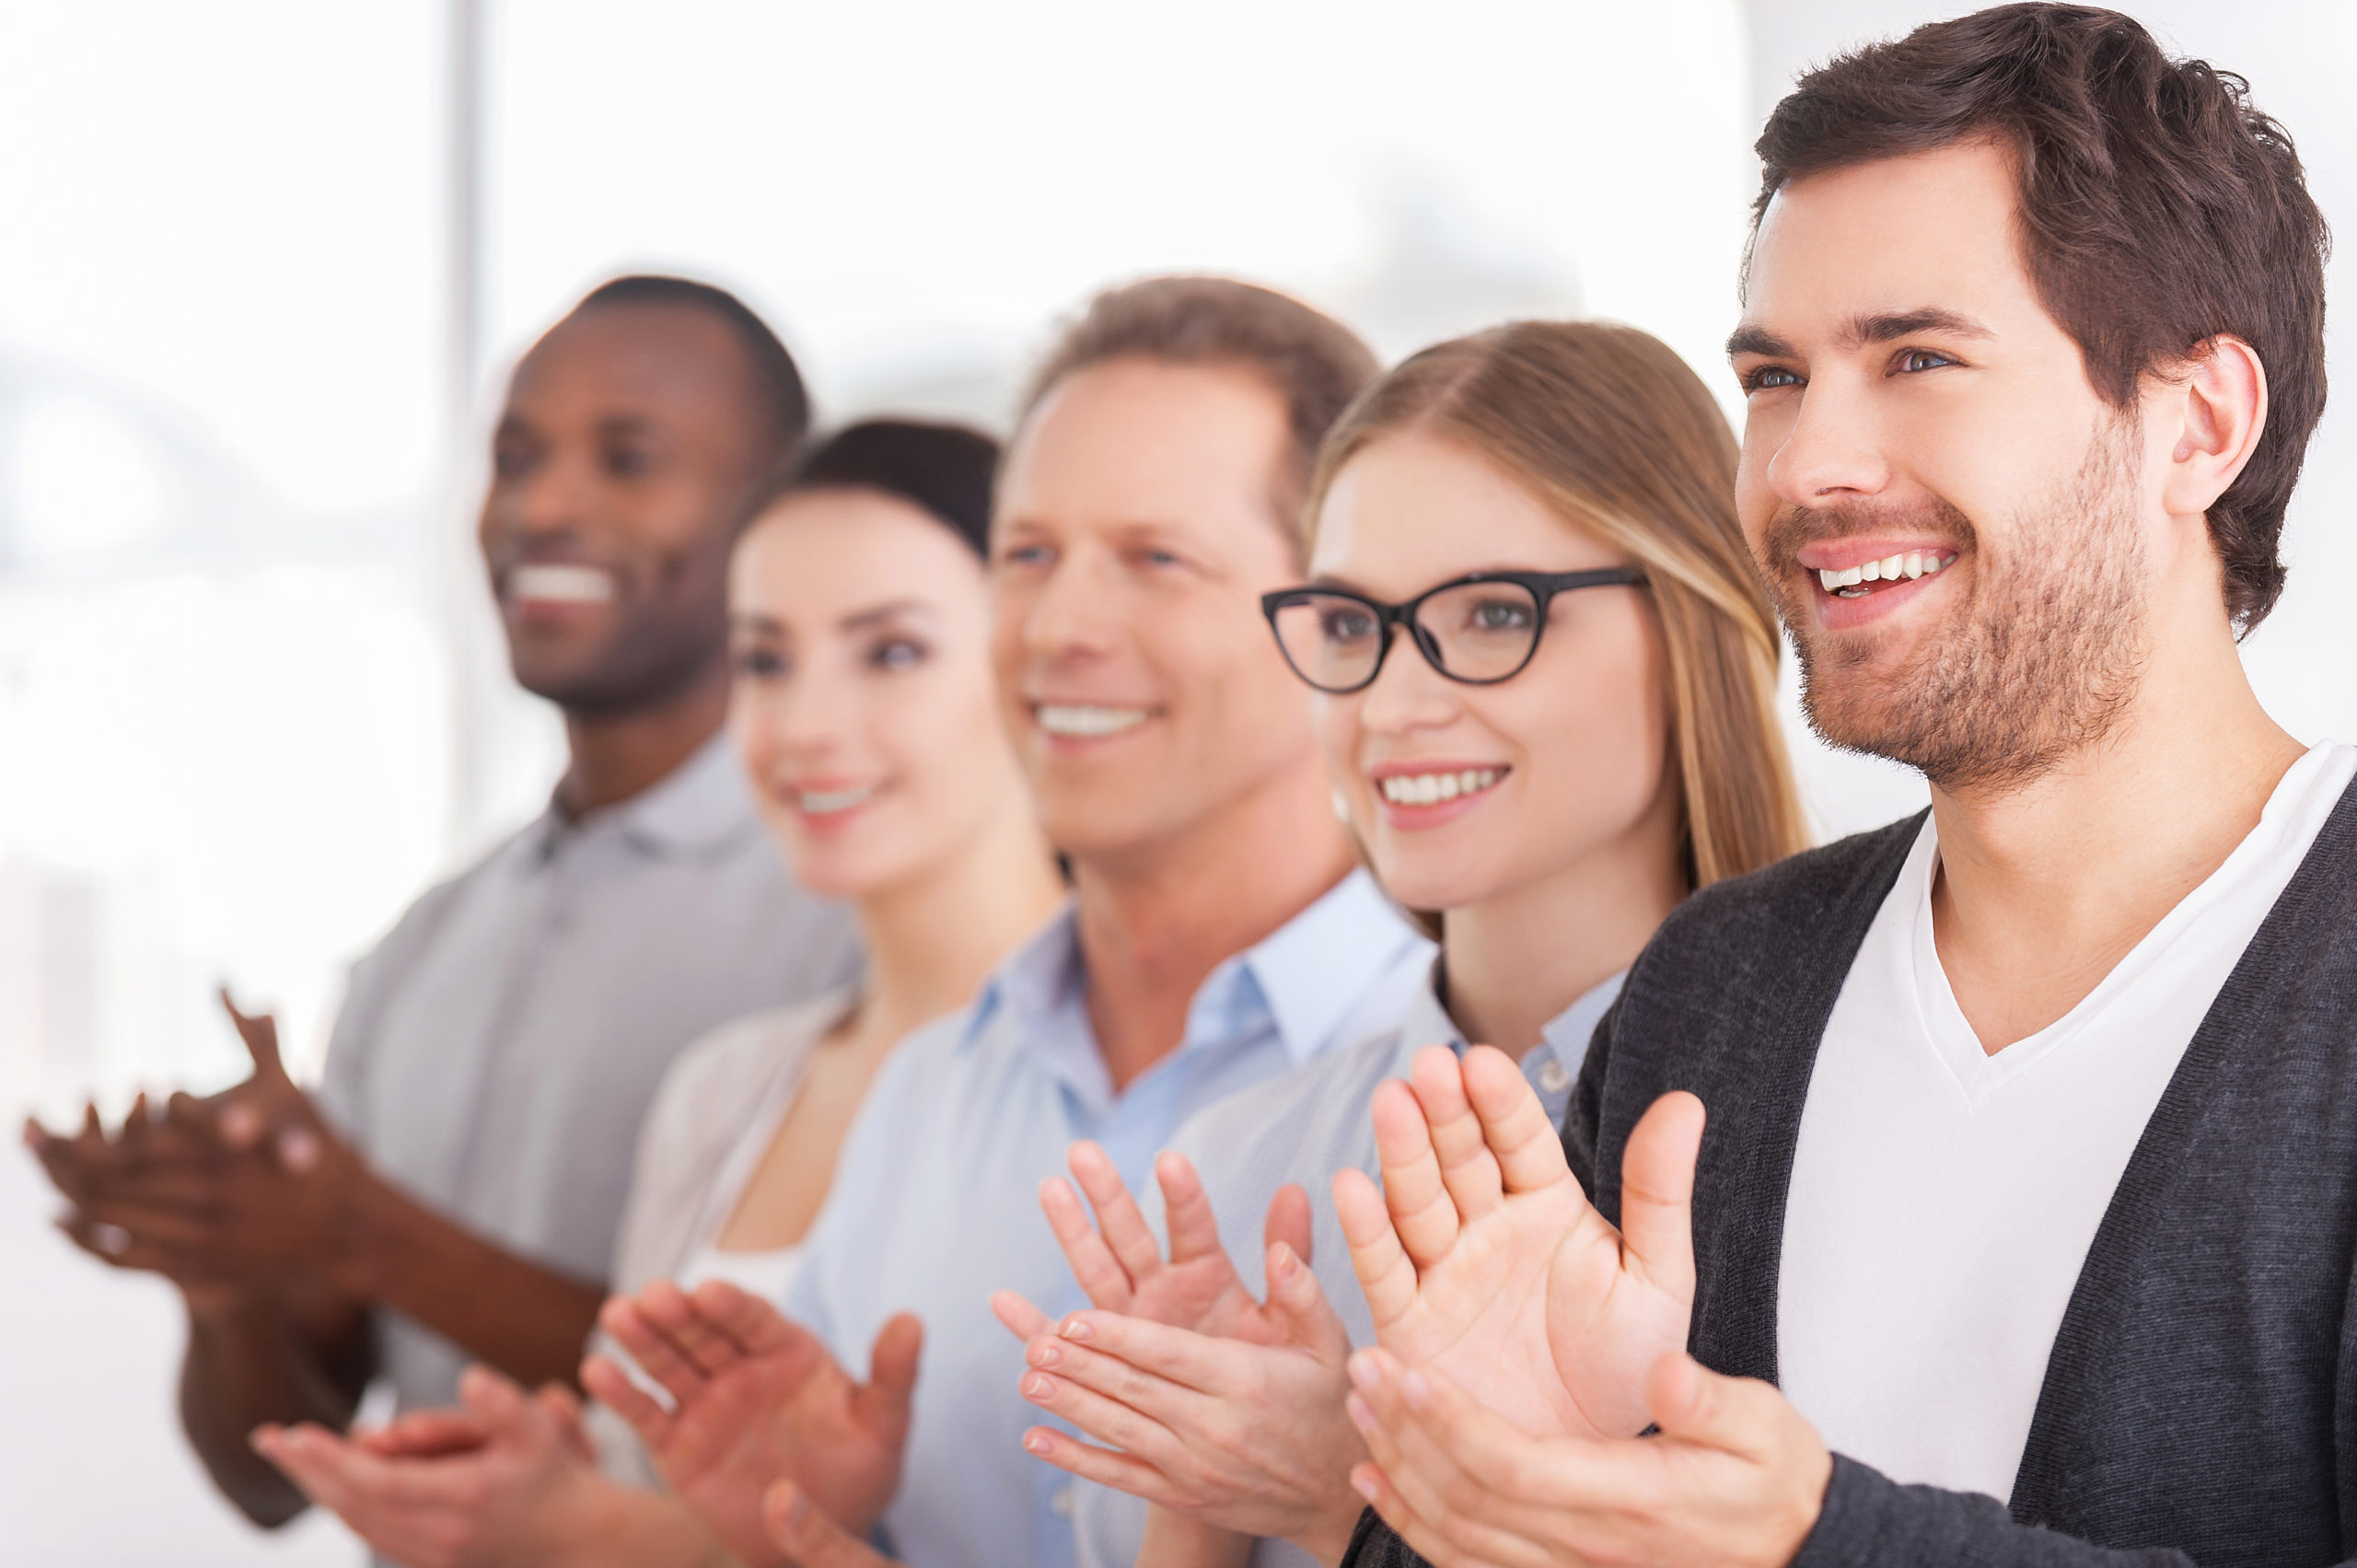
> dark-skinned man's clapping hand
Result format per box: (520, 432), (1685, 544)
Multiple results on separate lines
(25, 991), (372, 1307)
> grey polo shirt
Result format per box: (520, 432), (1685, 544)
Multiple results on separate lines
(317, 733), (860, 1413)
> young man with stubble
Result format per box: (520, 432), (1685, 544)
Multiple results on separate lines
(1329, 7), (2357, 1566)
(27, 275), (858, 1531)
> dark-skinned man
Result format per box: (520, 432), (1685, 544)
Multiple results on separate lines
(24, 274), (860, 1531)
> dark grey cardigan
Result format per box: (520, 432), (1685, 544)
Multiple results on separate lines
(1345, 778), (2357, 1568)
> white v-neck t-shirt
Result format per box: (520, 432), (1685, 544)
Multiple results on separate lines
(1777, 740), (2357, 1504)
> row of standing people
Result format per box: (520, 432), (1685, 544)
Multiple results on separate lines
(30, 6), (2357, 1566)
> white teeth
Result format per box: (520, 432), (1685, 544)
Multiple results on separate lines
(1378, 768), (1504, 807)
(1817, 552), (1956, 597)
(798, 784), (876, 815)
(1037, 704), (1150, 738)
(509, 563), (615, 605)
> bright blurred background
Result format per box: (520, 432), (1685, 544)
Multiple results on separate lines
(1, 1), (2349, 1561)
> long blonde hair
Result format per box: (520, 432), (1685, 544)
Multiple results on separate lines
(1307, 319), (1808, 889)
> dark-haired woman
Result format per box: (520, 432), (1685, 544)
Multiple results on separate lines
(253, 420), (1064, 1568)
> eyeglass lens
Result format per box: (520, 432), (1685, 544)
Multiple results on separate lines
(1271, 580), (1544, 691)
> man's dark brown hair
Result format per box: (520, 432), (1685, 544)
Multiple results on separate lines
(1750, 2), (2329, 633)
(1019, 275), (1380, 560)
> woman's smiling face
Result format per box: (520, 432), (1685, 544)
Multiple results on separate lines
(1308, 431), (1678, 914)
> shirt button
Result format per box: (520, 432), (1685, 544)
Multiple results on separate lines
(1538, 1058), (1573, 1095)
(1051, 1486), (1075, 1517)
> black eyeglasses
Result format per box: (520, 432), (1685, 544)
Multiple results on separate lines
(1261, 567), (1646, 694)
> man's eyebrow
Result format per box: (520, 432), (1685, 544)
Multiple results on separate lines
(1725, 324), (1794, 359)
(1840, 308), (1995, 348)
(594, 412), (665, 440)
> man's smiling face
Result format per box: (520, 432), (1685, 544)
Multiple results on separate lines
(1730, 139), (2162, 792)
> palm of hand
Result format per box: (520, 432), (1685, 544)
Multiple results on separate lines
(1386, 1182), (1677, 1442)
(657, 1343), (901, 1559)
(1128, 1255), (1288, 1348)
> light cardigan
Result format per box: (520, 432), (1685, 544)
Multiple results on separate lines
(1349, 778), (2357, 1567)
(583, 990), (854, 1486)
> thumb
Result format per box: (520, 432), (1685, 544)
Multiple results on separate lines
(856, 1313), (924, 1433)
(1644, 1352), (1785, 1460)
(765, 1478), (895, 1568)
(220, 989), (292, 1086)
(1265, 1240), (1351, 1361)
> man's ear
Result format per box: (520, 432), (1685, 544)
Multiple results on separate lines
(2158, 335), (2268, 520)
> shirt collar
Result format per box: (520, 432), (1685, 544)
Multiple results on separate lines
(1230, 868), (1427, 1066)
(531, 731), (761, 865)
(959, 867), (1425, 1070)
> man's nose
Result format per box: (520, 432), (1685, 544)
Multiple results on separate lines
(1764, 376), (1893, 510)
(1019, 554), (1121, 657)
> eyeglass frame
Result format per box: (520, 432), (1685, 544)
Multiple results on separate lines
(1260, 567), (1648, 694)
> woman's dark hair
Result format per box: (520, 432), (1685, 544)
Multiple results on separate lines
(1750, 3), (2330, 634)
(758, 419), (1000, 557)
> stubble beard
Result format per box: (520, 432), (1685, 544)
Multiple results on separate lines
(1765, 419), (2149, 796)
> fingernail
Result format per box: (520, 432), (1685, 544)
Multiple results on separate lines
(1025, 1431), (1052, 1455)
(1023, 1374), (1056, 1401)
(1347, 1351), (1381, 1394)
(1345, 1393), (1375, 1433)
(1059, 1316), (1092, 1342)
(1401, 1370), (1432, 1410)
(787, 1490), (810, 1527)
(1353, 1469), (1381, 1504)
(1272, 1245), (1296, 1279)
(1028, 1342), (1062, 1369)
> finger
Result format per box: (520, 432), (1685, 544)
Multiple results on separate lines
(64, 1197), (216, 1249)
(1332, 1168), (1418, 1335)
(1459, 1047), (1575, 1197)
(536, 1382), (585, 1425)
(1262, 1183), (1313, 1271)
(581, 1351), (675, 1450)
(1016, 1424), (1186, 1508)
(854, 1313), (923, 1434)
(1045, 1311), (1247, 1396)
(638, 1278), (754, 1375)
(598, 1293), (710, 1402)
(1018, 1368), (1186, 1469)
(991, 1290), (1052, 1342)
(1619, 1092), (1703, 1306)
(1040, 1175), (1136, 1311)
(353, 1408), (492, 1458)
(1069, 1141), (1164, 1283)
(1025, 1329), (1212, 1427)
(1345, 1359), (1546, 1568)
(1155, 1153), (1225, 1266)
(56, 1213), (209, 1277)
(1265, 1242), (1352, 1361)
(457, 1363), (530, 1425)
(686, 1276), (814, 1360)
(1370, 1074), (1459, 1269)
(1409, 1047), (1505, 1227)
(1348, 1455), (1546, 1568)
(764, 1477), (899, 1568)
(220, 989), (292, 1085)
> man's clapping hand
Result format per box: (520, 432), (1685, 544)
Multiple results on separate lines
(584, 1277), (920, 1568)
(1331, 1044), (1701, 1442)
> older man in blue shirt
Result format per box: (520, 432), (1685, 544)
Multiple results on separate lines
(594, 277), (1431, 1568)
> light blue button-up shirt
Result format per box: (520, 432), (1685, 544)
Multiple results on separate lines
(784, 868), (1430, 1568)
(1072, 958), (1628, 1568)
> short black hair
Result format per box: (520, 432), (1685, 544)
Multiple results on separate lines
(576, 274), (812, 469)
(768, 419), (1000, 558)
